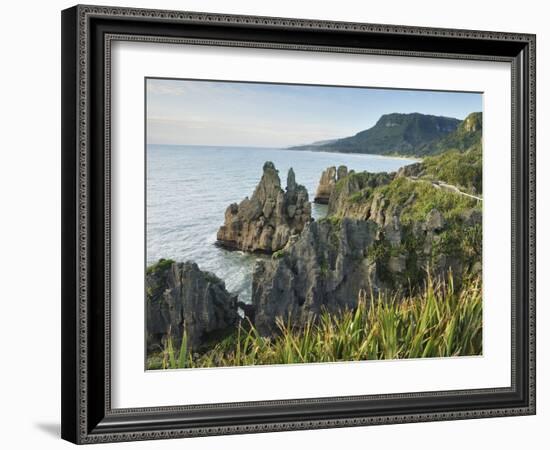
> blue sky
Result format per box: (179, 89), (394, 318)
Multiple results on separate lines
(146, 78), (482, 147)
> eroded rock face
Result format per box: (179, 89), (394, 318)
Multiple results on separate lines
(251, 207), (481, 336)
(252, 218), (378, 335)
(396, 162), (425, 179)
(216, 162), (312, 253)
(314, 165), (348, 204)
(327, 171), (394, 218)
(146, 260), (238, 352)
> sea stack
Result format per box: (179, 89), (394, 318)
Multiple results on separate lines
(216, 162), (312, 253)
(314, 165), (348, 204)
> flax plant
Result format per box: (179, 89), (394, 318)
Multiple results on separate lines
(155, 272), (482, 370)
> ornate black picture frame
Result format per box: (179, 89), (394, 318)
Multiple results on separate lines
(61, 4), (536, 444)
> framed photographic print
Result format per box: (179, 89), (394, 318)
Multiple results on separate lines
(61, 5), (536, 444)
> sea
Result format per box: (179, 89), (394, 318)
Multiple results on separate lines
(147, 145), (416, 303)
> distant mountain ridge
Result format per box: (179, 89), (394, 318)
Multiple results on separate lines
(290, 112), (481, 157)
(416, 112), (482, 156)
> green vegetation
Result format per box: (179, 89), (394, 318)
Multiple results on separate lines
(146, 112), (485, 370)
(272, 249), (287, 259)
(418, 112), (482, 156)
(148, 272), (482, 369)
(330, 158), (481, 227)
(377, 177), (479, 224)
(319, 215), (343, 228)
(327, 172), (482, 288)
(146, 258), (174, 275)
(422, 143), (482, 194)
(292, 113), (461, 156)
(349, 191), (366, 203)
(292, 111), (482, 159)
(367, 239), (390, 265)
(145, 258), (175, 299)
(334, 170), (392, 195)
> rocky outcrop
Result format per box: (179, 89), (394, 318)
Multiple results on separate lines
(396, 162), (424, 179)
(250, 162), (482, 337)
(252, 207), (481, 336)
(146, 260), (238, 352)
(216, 162), (312, 253)
(252, 218), (378, 335)
(327, 170), (394, 218)
(314, 165), (348, 204)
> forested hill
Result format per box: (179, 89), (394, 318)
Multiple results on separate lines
(416, 111), (482, 156)
(290, 112), (481, 157)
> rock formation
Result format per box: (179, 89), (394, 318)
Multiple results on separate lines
(146, 260), (238, 352)
(252, 218), (378, 335)
(314, 165), (348, 204)
(251, 205), (480, 336)
(249, 162), (482, 336)
(216, 162), (312, 253)
(395, 162), (424, 179)
(327, 170), (394, 218)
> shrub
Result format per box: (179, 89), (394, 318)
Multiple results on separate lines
(150, 272), (482, 369)
(146, 258), (175, 275)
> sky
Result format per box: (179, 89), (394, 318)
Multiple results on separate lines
(146, 78), (482, 148)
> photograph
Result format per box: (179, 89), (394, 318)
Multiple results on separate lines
(144, 79), (484, 370)
(55, 2), (537, 445)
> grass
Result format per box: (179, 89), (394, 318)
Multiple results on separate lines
(377, 177), (480, 225)
(422, 143), (482, 194)
(331, 172), (480, 229)
(151, 272), (482, 370)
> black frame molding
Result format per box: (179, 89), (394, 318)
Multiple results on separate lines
(61, 4), (536, 444)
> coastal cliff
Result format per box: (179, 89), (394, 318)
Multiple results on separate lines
(290, 112), (482, 158)
(290, 113), (461, 156)
(216, 162), (312, 253)
(327, 170), (394, 218)
(314, 165), (348, 204)
(251, 165), (482, 336)
(146, 260), (238, 352)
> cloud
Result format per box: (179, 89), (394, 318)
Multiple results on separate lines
(147, 80), (189, 96)
(145, 78), (482, 147)
(146, 116), (346, 147)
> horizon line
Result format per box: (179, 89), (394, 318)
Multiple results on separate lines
(147, 109), (482, 149)
(147, 143), (288, 149)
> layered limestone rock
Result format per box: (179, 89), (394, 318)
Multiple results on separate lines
(146, 260), (238, 352)
(216, 162), (312, 253)
(251, 205), (481, 336)
(327, 170), (394, 219)
(314, 165), (348, 204)
(252, 218), (378, 336)
(251, 163), (482, 336)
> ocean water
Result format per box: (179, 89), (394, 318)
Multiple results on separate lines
(147, 145), (415, 303)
